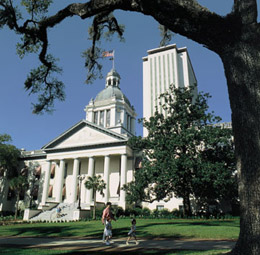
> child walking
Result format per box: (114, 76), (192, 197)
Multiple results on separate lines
(126, 219), (139, 245)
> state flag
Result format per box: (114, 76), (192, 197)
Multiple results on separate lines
(102, 50), (114, 57)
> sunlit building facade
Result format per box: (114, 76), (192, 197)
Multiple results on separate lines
(143, 44), (197, 136)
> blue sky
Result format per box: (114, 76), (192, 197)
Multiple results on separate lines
(0, 1), (237, 151)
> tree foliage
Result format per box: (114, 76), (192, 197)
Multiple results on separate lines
(0, 0), (125, 113)
(9, 175), (29, 219)
(0, 134), (20, 179)
(124, 86), (236, 216)
(85, 175), (106, 219)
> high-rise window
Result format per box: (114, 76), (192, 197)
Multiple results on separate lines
(106, 110), (110, 127)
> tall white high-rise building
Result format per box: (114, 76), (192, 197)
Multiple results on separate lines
(143, 44), (197, 136)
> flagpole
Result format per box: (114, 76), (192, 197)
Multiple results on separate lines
(113, 50), (115, 70)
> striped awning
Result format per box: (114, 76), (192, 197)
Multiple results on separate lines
(34, 166), (41, 177)
(135, 157), (142, 169)
(51, 164), (55, 177)
(62, 184), (66, 197)
(48, 185), (53, 197)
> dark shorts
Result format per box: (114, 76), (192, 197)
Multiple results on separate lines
(128, 232), (136, 237)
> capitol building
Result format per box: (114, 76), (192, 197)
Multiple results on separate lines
(0, 44), (197, 220)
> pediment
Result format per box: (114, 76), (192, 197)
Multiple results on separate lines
(42, 120), (127, 150)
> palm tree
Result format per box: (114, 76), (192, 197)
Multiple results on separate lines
(9, 175), (28, 219)
(84, 175), (106, 220)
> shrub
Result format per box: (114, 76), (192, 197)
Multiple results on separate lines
(114, 206), (124, 218)
(141, 207), (151, 217)
(159, 209), (171, 218)
(93, 207), (105, 219)
(131, 207), (142, 217)
(124, 208), (131, 217)
(172, 208), (183, 218)
(124, 206), (142, 217)
(152, 209), (160, 218)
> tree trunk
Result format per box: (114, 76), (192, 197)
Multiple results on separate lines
(220, 41), (260, 255)
(14, 193), (20, 220)
(183, 192), (192, 217)
(93, 191), (96, 220)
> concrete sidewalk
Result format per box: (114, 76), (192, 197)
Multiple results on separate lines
(0, 236), (235, 251)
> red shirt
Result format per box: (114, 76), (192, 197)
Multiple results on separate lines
(102, 207), (115, 224)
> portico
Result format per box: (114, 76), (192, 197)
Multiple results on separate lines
(39, 119), (133, 210)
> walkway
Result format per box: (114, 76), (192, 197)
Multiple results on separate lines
(0, 236), (235, 252)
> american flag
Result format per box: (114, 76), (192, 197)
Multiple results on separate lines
(102, 50), (114, 57)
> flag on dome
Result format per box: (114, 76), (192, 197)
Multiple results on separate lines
(102, 50), (114, 57)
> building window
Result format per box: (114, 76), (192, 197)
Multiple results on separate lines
(100, 110), (104, 126)
(128, 115), (131, 130)
(126, 113), (129, 130)
(64, 163), (68, 179)
(106, 110), (110, 127)
(130, 117), (133, 132)
(94, 111), (98, 124)
(156, 205), (164, 211)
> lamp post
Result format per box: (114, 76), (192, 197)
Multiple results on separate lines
(77, 175), (85, 210)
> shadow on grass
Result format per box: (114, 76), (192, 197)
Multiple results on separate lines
(9, 226), (69, 237)
(56, 250), (207, 255)
(138, 220), (239, 227)
(0, 248), (231, 255)
(5, 219), (239, 239)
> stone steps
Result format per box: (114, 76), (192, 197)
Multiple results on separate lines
(30, 202), (80, 222)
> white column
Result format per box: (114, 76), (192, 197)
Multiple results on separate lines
(104, 155), (110, 203)
(56, 159), (65, 203)
(120, 154), (127, 209)
(41, 160), (51, 205)
(122, 109), (126, 128)
(111, 107), (116, 127)
(86, 157), (95, 205)
(71, 158), (80, 203)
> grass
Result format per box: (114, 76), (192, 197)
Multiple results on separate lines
(0, 248), (231, 255)
(0, 218), (239, 240)
(0, 218), (237, 255)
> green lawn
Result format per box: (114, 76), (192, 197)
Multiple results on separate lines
(0, 218), (239, 240)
